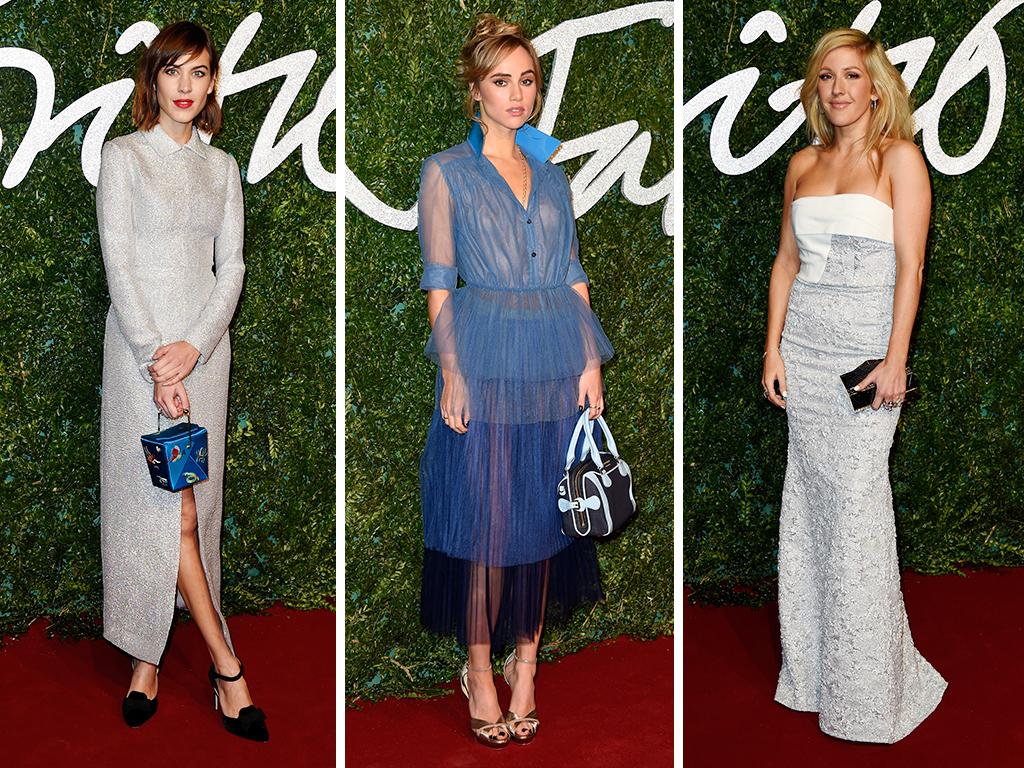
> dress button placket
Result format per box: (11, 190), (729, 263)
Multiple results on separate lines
(525, 206), (537, 283)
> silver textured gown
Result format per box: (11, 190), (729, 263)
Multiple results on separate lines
(97, 124), (245, 664)
(774, 193), (946, 743)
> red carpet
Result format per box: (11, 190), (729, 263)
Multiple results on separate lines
(684, 568), (1024, 765)
(0, 604), (335, 767)
(346, 634), (673, 767)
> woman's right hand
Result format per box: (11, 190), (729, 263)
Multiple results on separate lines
(153, 381), (190, 419)
(762, 348), (788, 409)
(440, 368), (470, 434)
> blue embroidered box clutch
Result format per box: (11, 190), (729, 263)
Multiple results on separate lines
(141, 411), (209, 492)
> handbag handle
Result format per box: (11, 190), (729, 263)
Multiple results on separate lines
(157, 408), (194, 450)
(564, 412), (619, 470)
(564, 412), (591, 470)
(590, 416), (620, 458)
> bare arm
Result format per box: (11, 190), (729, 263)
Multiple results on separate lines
(426, 289), (449, 330)
(885, 141), (928, 363)
(570, 281), (589, 305)
(860, 140), (929, 408)
(761, 153), (806, 408)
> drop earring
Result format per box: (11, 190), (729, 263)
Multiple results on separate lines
(871, 97), (878, 110)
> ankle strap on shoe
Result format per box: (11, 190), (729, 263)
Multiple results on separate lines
(466, 663), (493, 672)
(514, 654), (537, 665)
(211, 662), (245, 682)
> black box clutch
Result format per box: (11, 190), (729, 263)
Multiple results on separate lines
(840, 359), (918, 411)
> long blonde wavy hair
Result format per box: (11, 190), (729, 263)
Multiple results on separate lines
(800, 29), (915, 176)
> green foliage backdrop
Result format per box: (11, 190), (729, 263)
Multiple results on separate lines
(684, 0), (1024, 605)
(345, 1), (673, 701)
(0, 1), (335, 639)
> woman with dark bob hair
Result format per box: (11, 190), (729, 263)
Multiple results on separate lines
(96, 20), (267, 741)
(417, 14), (612, 748)
(761, 28), (946, 742)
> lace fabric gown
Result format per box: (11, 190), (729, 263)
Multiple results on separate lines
(775, 193), (947, 743)
(417, 124), (612, 650)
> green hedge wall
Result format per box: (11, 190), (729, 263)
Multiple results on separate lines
(0, 1), (335, 639)
(345, 1), (673, 701)
(684, 0), (1024, 605)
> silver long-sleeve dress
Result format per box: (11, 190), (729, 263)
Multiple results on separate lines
(97, 123), (245, 664)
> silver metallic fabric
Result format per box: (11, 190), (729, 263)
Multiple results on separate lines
(775, 214), (947, 743)
(97, 124), (245, 664)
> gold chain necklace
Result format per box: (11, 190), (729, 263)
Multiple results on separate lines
(516, 146), (529, 207)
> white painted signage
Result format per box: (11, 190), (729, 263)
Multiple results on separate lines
(345, 2), (676, 236)
(0, 10), (335, 190)
(684, 1), (1022, 177)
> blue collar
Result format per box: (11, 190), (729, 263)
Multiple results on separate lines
(467, 120), (561, 163)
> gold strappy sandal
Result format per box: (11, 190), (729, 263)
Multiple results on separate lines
(460, 661), (511, 749)
(501, 651), (540, 745)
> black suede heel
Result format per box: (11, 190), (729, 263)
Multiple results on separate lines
(208, 662), (269, 742)
(122, 659), (158, 727)
(122, 691), (158, 727)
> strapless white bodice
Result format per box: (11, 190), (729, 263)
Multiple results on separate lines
(790, 193), (894, 283)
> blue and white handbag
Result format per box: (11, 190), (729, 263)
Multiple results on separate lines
(557, 412), (636, 538)
(141, 409), (209, 492)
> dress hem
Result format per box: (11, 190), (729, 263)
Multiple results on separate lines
(774, 673), (948, 743)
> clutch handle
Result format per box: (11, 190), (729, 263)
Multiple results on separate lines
(156, 408), (195, 450)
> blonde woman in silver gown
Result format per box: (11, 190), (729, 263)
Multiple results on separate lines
(97, 21), (266, 740)
(761, 29), (946, 743)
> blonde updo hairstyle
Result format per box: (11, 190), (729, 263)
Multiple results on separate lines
(800, 29), (915, 176)
(458, 14), (544, 128)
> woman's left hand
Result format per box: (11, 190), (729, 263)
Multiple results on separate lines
(149, 341), (200, 385)
(856, 358), (907, 411)
(578, 367), (604, 419)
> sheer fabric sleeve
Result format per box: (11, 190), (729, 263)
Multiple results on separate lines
(418, 158), (457, 291)
(562, 170), (589, 286)
(418, 158), (460, 373)
(183, 154), (246, 364)
(96, 141), (162, 383)
(555, 169), (603, 370)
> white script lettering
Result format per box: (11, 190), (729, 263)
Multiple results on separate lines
(345, 2), (675, 236)
(684, 0), (1022, 177)
(0, 12), (335, 190)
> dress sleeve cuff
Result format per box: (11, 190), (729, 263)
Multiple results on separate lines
(420, 264), (457, 291)
(138, 357), (156, 384)
(565, 261), (589, 286)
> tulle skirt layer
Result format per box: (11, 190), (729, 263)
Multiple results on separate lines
(420, 541), (604, 650)
(424, 284), (613, 424)
(419, 283), (610, 649)
(419, 400), (605, 648)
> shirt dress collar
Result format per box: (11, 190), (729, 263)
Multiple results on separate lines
(467, 120), (561, 163)
(142, 123), (210, 159)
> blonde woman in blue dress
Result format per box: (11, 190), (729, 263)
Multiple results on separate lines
(761, 29), (946, 742)
(417, 15), (612, 749)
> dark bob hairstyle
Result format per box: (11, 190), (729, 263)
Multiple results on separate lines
(131, 21), (222, 134)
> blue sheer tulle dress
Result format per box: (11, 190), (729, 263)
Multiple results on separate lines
(418, 123), (614, 650)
